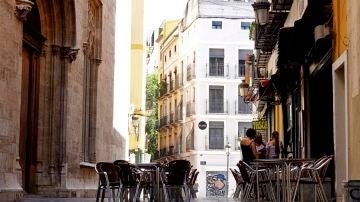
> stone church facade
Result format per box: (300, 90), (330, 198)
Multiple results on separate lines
(0, 0), (125, 200)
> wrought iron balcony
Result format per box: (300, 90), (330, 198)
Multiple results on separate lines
(206, 99), (228, 114)
(186, 101), (195, 117)
(186, 64), (196, 81)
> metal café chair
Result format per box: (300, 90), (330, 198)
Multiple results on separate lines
(113, 160), (142, 202)
(237, 160), (276, 201)
(230, 168), (244, 198)
(291, 155), (333, 202)
(187, 170), (199, 199)
(95, 162), (121, 202)
(160, 159), (192, 201)
(136, 163), (159, 202)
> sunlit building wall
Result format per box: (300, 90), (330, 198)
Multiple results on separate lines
(157, 0), (255, 198)
(129, 0), (146, 153)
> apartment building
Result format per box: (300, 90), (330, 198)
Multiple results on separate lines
(157, 0), (255, 197)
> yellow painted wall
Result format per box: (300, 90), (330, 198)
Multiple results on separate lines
(333, 0), (348, 59)
(129, 0), (145, 150)
(156, 20), (180, 151)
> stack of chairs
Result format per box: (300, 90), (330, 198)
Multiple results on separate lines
(160, 159), (192, 202)
(291, 155), (333, 202)
(95, 162), (121, 202)
(95, 159), (195, 202)
(236, 160), (276, 201)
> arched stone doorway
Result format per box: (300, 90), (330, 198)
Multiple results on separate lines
(16, 0), (77, 194)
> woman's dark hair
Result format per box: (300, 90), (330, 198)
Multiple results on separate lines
(272, 131), (280, 155)
(245, 128), (256, 139)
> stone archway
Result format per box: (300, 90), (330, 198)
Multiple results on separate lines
(16, 0), (78, 194)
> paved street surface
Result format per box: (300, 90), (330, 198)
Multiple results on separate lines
(22, 198), (242, 202)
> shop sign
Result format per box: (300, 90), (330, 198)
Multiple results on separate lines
(198, 121), (207, 130)
(252, 120), (268, 130)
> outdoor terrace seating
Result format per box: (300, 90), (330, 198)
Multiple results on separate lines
(95, 162), (121, 202)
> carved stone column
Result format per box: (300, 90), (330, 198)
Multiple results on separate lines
(15, 0), (34, 21)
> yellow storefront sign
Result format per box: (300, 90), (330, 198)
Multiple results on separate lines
(252, 120), (268, 130)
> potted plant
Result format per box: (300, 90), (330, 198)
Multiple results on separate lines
(249, 21), (256, 40)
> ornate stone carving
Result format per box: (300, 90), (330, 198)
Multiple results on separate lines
(60, 47), (79, 63)
(68, 48), (80, 63)
(94, 58), (102, 66)
(82, 42), (89, 55)
(15, 0), (34, 21)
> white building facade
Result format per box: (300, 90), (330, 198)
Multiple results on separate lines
(157, 0), (255, 198)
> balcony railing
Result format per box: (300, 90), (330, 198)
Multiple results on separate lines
(186, 64), (196, 81)
(159, 148), (167, 157)
(186, 101), (195, 117)
(169, 113), (174, 124)
(169, 79), (174, 92)
(236, 99), (252, 114)
(168, 145), (175, 155)
(175, 76), (181, 90)
(206, 62), (229, 78)
(175, 107), (183, 121)
(159, 81), (168, 97)
(206, 99), (228, 114)
(159, 115), (168, 128)
(235, 63), (246, 78)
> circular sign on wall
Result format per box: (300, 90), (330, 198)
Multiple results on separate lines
(198, 121), (207, 130)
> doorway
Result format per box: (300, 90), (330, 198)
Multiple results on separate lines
(19, 2), (43, 193)
(19, 45), (40, 193)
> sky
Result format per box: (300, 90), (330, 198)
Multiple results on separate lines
(144, 0), (188, 33)
(113, 0), (188, 138)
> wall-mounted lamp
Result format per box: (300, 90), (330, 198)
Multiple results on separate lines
(131, 116), (141, 140)
(129, 109), (152, 141)
(239, 80), (250, 98)
(252, 1), (270, 26)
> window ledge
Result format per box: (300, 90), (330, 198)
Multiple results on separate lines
(80, 162), (96, 168)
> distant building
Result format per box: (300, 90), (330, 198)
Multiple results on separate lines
(145, 30), (159, 75)
(0, 0), (125, 200)
(156, 0), (255, 198)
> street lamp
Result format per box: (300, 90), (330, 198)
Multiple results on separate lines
(252, 0), (270, 26)
(225, 141), (231, 198)
(239, 80), (249, 98)
(129, 108), (152, 163)
(237, 136), (242, 159)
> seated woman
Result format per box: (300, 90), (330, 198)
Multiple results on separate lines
(240, 128), (258, 164)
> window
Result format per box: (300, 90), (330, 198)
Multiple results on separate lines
(209, 121), (224, 149)
(164, 55), (167, 62)
(238, 122), (252, 137)
(238, 50), (247, 77)
(241, 22), (251, 30)
(238, 96), (252, 114)
(169, 50), (172, 58)
(186, 124), (194, 151)
(174, 45), (177, 52)
(238, 50), (252, 77)
(212, 21), (222, 29)
(209, 86), (224, 113)
(209, 49), (224, 76)
(82, 0), (102, 163)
